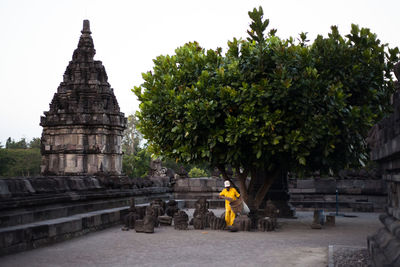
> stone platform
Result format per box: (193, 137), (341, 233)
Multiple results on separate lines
(0, 175), (171, 256)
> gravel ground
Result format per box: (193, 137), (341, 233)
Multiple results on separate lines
(0, 210), (381, 267)
(332, 246), (371, 267)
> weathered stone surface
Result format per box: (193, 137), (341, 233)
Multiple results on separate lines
(296, 179), (315, 189)
(165, 200), (179, 217)
(367, 62), (400, 266)
(143, 214), (155, 233)
(191, 198), (209, 230)
(158, 216), (172, 226)
(40, 20), (126, 177)
(0, 180), (11, 198)
(173, 177), (225, 200)
(231, 215), (251, 231)
(311, 210), (323, 229)
(0, 207), (124, 256)
(257, 217), (276, 231)
(289, 178), (387, 212)
(122, 199), (139, 230)
(134, 220), (144, 233)
(173, 210), (189, 230)
(209, 215), (225, 230)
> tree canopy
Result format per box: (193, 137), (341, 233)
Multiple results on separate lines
(134, 7), (399, 208)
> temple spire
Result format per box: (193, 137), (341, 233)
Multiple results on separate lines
(81, 20), (91, 35)
(71, 20), (95, 62)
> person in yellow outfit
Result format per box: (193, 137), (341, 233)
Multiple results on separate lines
(218, 180), (240, 226)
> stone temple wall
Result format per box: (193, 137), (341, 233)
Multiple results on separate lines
(289, 177), (387, 212)
(40, 20), (126, 176)
(367, 62), (400, 266)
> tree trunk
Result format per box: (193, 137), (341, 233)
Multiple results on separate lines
(246, 166), (280, 228)
(216, 164), (280, 226)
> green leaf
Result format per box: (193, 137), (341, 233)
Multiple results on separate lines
(272, 137), (280, 145)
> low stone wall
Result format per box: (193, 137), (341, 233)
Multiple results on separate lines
(289, 178), (387, 212)
(173, 176), (387, 212)
(0, 175), (171, 256)
(173, 177), (225, 200)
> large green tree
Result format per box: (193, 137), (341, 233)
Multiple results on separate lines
(134, 7), (399, 211)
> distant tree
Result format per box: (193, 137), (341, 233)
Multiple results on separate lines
(134, 6), (399, 213)
(121, 114), (151, 178)
(0, 148), (41, 177)
(122, 147), (151, 178)
(28, 138), (41, 149)
(122, 115), (142, 155)
(6, 137), (28, 149)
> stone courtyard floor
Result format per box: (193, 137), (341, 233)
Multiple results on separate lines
(0, 210), (381, 267)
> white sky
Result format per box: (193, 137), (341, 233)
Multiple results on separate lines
(0, 0), (399, 145)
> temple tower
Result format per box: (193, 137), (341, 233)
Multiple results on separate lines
(40, 20), (127, 176)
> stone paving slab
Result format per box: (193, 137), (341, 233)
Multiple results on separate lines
(0, 211), (381, 267)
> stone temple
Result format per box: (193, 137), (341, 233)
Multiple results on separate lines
(40, 20), (126, 176)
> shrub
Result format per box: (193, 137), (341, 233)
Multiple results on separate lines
(188, 167), (208, 178)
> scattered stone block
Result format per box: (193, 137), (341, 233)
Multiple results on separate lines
(174, 211), (189, 230)
(325, 215), (335, 226)
(232, 215), (251, 231)
(165, 200), (179, 217)
(143, 215), (155, 233)
(257, 217), (276, 231)
(311, 209), (323, 229)
(209, 215), (225, 230)
(134, 220), (144, 233)
(158, 216), (172, 226)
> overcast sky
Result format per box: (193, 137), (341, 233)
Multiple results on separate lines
(0, 0), (399, 145)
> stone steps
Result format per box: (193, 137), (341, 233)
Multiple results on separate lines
(0, 187), (173, 256)
(0, 187), (172, 210)
(0, 206), (128, 256)
(0, 198), (132, 228)
(0, 188), (172, 228)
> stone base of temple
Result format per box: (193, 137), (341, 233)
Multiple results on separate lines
(0, 175), (171, 256)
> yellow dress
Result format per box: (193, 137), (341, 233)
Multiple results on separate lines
(219, 187), (240, 226)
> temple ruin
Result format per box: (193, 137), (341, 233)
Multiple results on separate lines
(367, 62), (400, 266)
(40, 20), (126, 176)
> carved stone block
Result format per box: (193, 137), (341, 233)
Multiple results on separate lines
(174, 210), (189, 230)
(158, 216), (172, 226)
(257, 217), (276, 231)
